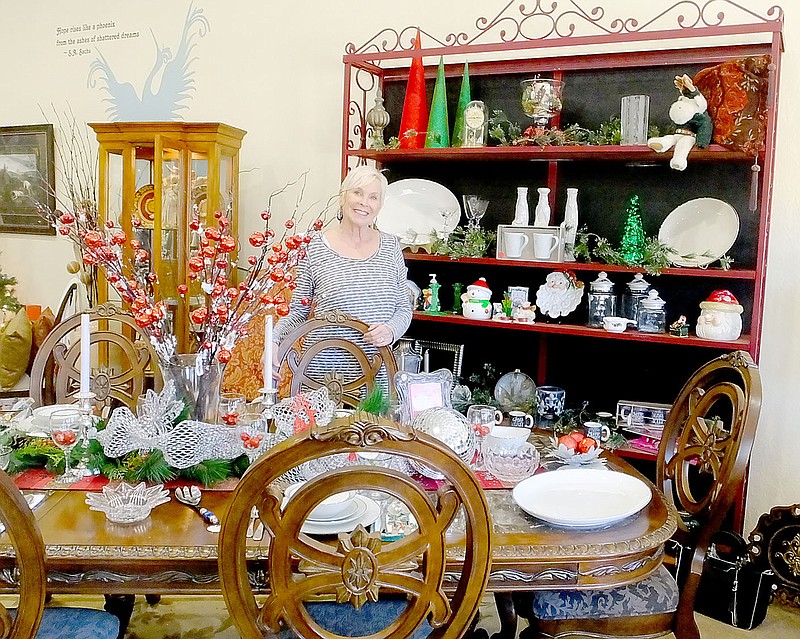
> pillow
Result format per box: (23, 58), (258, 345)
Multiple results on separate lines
(0, 309), (33, 389)
(693, 56), (771, 156)
(29, 306), (56, 370)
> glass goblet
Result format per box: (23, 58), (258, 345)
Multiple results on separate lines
(520, 78), (564, 129)
(466, 404), (501, 470)
(218, 392), (246, 426)
(462, 195), (489, 231)
(50, 409), (82, 484)
(237, 413), (268, 465)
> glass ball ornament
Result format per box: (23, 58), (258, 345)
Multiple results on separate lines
(411, 407), (476, 479)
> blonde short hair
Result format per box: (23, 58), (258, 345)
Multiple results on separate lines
(339, 165), (389, 211)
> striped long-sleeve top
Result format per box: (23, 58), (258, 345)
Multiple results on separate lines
(274, 232), (412, 391)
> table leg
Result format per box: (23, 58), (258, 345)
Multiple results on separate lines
(491, 592), (518, 639)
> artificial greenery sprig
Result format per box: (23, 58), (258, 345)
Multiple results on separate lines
(431, 226), (496, 259)
(574, 227), (672, 275)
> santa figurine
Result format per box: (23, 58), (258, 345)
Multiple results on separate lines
(695, 290), (743, 341)
(461, 277), (493, 320)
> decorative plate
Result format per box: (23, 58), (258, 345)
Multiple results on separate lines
(133, 184), (156, 228)
(494, 369), (536, 412)
(378, 178), (460, 246)
(658, 197), (739, 267)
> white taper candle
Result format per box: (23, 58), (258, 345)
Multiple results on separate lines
(264, 314), (274, 391)
(80, 313), (91, 394)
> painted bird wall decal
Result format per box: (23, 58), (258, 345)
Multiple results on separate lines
(88, 4), (210, 121)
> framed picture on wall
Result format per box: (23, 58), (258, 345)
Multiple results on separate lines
(0, 124), (55, 235)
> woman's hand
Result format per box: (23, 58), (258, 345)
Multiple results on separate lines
(364, 323), (394, 347)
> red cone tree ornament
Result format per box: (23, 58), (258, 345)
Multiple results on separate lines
(399, 29), (428, 149)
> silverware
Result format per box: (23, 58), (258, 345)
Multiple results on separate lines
(174, 486), (221, 533)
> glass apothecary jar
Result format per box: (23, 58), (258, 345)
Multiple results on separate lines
(621, 273), (651, 321)
(637, 289), (666, 333)
(587, 271), (617, 328)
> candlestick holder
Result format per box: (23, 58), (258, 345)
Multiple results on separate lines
(75, 391), (99, 477)
(259, 387), (279, 429)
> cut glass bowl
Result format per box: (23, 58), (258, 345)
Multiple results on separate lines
(85, 482), (170, 524)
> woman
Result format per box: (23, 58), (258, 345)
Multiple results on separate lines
(273, 165), (412, 394)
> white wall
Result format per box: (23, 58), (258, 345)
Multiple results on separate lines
(0, 0), (796, 529)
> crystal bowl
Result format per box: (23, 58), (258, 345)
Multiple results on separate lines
(484, 442), (540, 483)
(85, 482), (170, 524)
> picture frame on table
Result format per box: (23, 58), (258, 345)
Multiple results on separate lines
(0, 124), (55, 235)
(394, 368), (453, 424)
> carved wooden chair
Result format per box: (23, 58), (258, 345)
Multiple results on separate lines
(513, 350), (762, 639)
(29, 303), (162, 413)
(0, 468), (120, 639)
(276, 311), (398, 408)
(219, 412), (492, 639)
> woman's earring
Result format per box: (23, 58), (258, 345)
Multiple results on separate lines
(336, 209), (343, 221)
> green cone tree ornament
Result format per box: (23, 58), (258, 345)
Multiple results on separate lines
(619, 194), (646, 265)
(452, 62), (471, 147)
(425, 57), (450, 148)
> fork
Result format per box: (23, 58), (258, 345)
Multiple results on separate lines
(174, 486), (221, 533)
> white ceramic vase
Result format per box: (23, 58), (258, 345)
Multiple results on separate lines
(512, 187), (529, 226)
(563, 187), (579, 261)
(534, 188), (551, 226)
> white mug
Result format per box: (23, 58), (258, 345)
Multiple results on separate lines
(533, 233), (559, 259)
(505, 232), (529, 258)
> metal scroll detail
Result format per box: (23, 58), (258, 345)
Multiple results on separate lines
(345, 1), (783, 55)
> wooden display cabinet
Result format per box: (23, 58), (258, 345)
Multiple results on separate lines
(90, 122), (246, 351)
(341, 3), (783, 527)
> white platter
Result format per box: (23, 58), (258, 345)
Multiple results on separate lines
(512, 468), (652, 527)
(658, 198), (739, 267)
(300, 495), (380, 535)
(32, 404), (78, 428)
(378, 179), (460, 245)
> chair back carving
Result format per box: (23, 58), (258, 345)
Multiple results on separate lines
(219, 413), (492, 639)
(29, 304), (162, 411)
(276, 311), (398, 407)
(0, 469), (47, 639)
(657, 350), (761, 635)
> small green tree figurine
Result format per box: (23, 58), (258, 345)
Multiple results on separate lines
(619, 195), (646, 265)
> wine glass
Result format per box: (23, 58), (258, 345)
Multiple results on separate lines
(237, 412), (268, 465)
(218, 392), (246, 426)
(50, 409), (82, 484)
(462, 195), (489, 231)
(466, 404), (501, 470)
(520, 78), (564, 128)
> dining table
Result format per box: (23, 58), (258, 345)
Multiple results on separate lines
(0, 452), (677, 639)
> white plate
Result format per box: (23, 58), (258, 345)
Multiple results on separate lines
(13, 416), (48, 438)
(512, 468), (652, 527)
(378, 179), (460, 245)
(658, 198), (739, 267)
(32, 404), (78, 428)
(300, 495), (380, 535)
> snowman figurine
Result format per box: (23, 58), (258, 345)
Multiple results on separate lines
(461, 277), (493, 320)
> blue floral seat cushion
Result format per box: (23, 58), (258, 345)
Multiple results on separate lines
(12, 607), (120, 639)
(276, 599), (432, 638)
(521, 565), (679, 620)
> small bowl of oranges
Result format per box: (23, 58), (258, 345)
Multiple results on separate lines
(547, 430), (606, 467)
